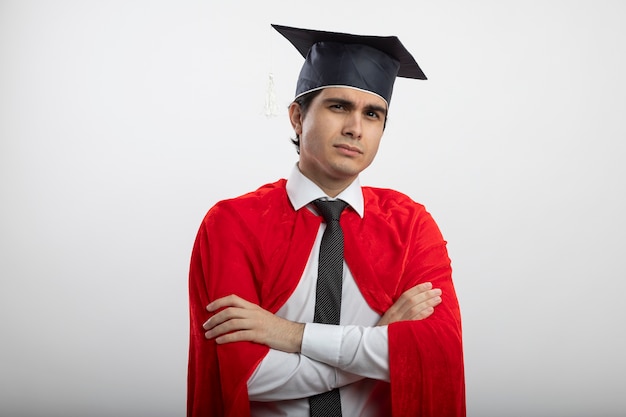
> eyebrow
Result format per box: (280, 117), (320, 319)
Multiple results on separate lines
(322, 97), (388, 117)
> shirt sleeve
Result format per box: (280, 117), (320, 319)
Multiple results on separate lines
(247, 349), (364, 401)
(247, 323), (389, 401)
(301, 323), (389, 381)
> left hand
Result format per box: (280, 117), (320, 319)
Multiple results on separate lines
(376, 282), (442, 326)
(203, 294), (305, 353)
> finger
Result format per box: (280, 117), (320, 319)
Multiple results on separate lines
(203, 308), (224, 330)
(205, 317), (251, 339)
(402, 282), (436, 301)
(405, 282), (433, 297)
(394, 283), (439, 312)
(424, 294), (442, 309)
(206, 294), (240, 312)
(407, 288), (442, 306)
(391, 282), (432, 311)
(414, 293), (443, 311)
(423, 288), (442, 301)
(215, 329), (258, 345)
(206, 294), (255, 312)
(395, 292), (442, 320)
(407, 295), (442, 320)
(416, 307), (435, 320)
(203, 306), (248, 330)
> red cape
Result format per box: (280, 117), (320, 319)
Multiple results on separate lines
(188, 179), (465, 416)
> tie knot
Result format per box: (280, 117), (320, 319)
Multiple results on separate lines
(313, 199), (348, 223)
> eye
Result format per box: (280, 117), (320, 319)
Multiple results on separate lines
(330, 104), (345, 111)
(366, 110), (381, 119)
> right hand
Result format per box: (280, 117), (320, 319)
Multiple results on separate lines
(376, 282), (442, 326)
(203, 295), (305, 353)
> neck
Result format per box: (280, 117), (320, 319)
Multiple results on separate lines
(297, 164), (355, 198)
(317, 182), (350, 198)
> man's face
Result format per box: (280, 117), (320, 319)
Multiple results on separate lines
(290, 87), (387, 194)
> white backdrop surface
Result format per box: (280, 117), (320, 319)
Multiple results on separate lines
(1, 1), (625, 416)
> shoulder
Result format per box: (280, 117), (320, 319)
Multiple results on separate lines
(362, 186), (427, 215)
(219, 179), (287, 208)
(359, 186), (442, 235)
(204, 179), (289, 225)
(358, 186), (446, 249)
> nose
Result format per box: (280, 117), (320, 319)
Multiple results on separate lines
(342, 112), (362, 139)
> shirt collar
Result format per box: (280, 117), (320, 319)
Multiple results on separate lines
(286, 164), (364, 218)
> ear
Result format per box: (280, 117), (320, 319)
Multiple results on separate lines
(288, 102), (303, 136)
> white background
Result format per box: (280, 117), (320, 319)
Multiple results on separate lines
(1, 1), (625, 416)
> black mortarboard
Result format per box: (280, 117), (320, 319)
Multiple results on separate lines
(272, 24), (426, 105)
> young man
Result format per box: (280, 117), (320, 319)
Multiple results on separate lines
(188, 24), (465, 417)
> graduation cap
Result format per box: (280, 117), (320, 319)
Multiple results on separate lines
(272, 24), (426, 105)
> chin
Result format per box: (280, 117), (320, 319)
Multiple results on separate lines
(332, 164), (365, 178)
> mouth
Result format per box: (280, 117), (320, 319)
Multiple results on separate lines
(334, 144), (363, 155)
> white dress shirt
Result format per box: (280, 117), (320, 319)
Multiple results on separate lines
(247, 165), (390, 417)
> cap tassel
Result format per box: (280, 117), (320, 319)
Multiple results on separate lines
(264, 73), (280, 117)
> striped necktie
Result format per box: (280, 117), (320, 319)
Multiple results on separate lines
(308, 199), (348, 417)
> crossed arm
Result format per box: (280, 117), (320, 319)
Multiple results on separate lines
(203, 281), (442, 355)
